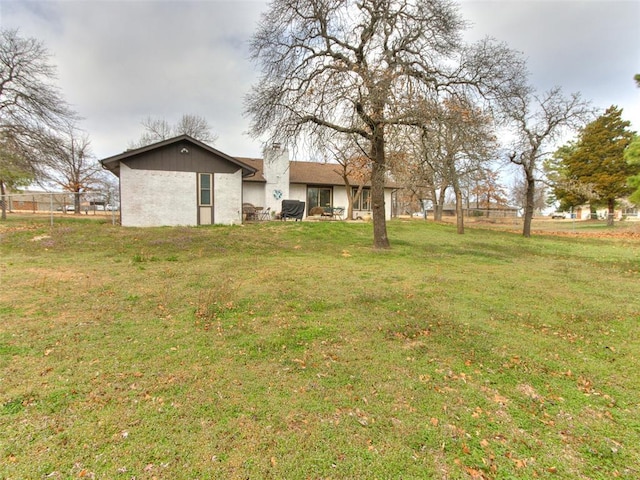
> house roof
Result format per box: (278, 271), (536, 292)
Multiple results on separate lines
(237, 157), (398, 188)
(100, 135), (396, 188)
(100, 134), (257, 177)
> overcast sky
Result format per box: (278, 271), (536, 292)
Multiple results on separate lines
(2, 0), (639, 162)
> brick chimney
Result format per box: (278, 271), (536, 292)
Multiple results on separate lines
(262, 143), (290, 213)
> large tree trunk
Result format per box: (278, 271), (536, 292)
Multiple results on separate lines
(346, 194), (353, 221)
(607, 199), (615, 226)
(74, 188), (81, 214)
(448, 159), (464, 234)
(370, 131), (390, 249)
(453, 180), (464, 234)
(522, 173), (535, 238)
(0, 180), (6, 221)
(343, 176), (354, 220)
(428, 187), (437, 220)
(351, 184), (364, 221)
(435, 188), (446, 221)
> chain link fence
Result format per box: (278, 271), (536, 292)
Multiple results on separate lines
(1, 191), (120, 225)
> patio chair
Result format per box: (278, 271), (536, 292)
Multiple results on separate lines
(243, 203), (256, 221)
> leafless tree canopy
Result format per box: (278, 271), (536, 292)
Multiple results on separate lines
(131, 114), (218, 148)
(248, 0), (523, 141)
(320, 132), (372, 220)
(138, 117), (173, 145)
(175, 114), (217, 143)
(410, 95), (498, 232)
(246, 0), (526, 247)
(503, 86), (592, 237)
(1, 28), (78, 219)
(509, 170), (547, 214)
(0, 29), (74, 135)
(38, 125), (107, 211)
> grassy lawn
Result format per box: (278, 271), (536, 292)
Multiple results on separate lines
(1, 216), (639, 479)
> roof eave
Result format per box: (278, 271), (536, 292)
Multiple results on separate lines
(99, 134), (257, 178)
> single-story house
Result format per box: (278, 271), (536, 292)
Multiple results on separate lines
(3, 190), (75, 212)
(3, 190), (110, 213)
(100, 134), (396, 227)
(568, 203), (639, 221)
(426, 203), (519, 218)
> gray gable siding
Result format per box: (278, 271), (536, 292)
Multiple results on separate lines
(122, 140), (241, 174)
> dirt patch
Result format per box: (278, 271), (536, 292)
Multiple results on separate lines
(532, 229), (640, 239)
(458, 217), (640, 239)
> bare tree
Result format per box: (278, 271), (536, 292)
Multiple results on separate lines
(502, 86), (592, 237)
(470, 167), (509, 209)
(415, 96), (498, 233)
(246, 0), (526, 248)
(131, 114), (218, 148)
(394, 124), (450, 221)
(174, 114), (218, 144)
(0, 29), (73, 133)
(41, 125), (104, 213)
(0, 29), (76, 218)
(399, 163), (440, 218)
(510, 172), (546, 215)
(136, 117), (173, 146)
(318, 132), (373, 220)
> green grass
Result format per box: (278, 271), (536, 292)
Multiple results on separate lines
(1, 216), (639, 479)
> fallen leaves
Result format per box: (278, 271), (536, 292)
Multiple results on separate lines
(535, 230), (640, 240)
(516, 383), (544, 403)
(577, 376), (596, 395)
(505, 451), (528, 469)
(491, 392), (509, 406)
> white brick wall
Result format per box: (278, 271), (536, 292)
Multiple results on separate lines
(214, 170), (243, 225)
(288, 184), (307, 203)
(242, 183), (265, 207)
(121, 164), (196, 227)
(263, 146), (290, 213)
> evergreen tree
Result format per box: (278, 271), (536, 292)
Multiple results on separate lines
(625, 135), (640, 205)
(560, 106), (637, 225)
(0, 132), (33, 219)
(545, 142), (596, 211)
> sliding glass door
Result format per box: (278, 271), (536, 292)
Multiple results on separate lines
(307, 187), (332, 213)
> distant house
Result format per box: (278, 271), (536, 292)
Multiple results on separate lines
(427, 203), (519, 218)
(570, 202), (639, 221)
(4, 190), (72, 212)
(100, 135), (396, 227)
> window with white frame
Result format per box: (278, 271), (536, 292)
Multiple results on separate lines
(352, 187), (371, 210)
(199, 173), (212, 206)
